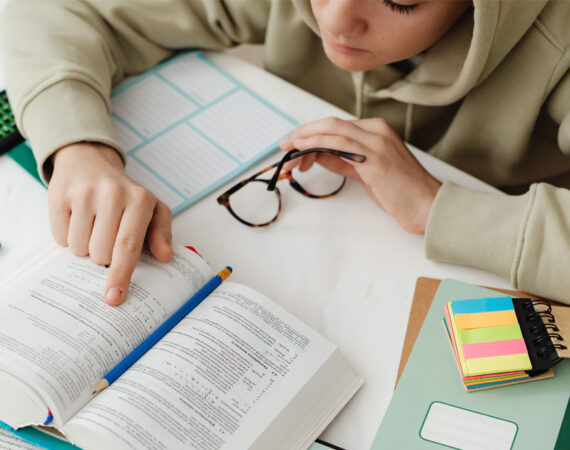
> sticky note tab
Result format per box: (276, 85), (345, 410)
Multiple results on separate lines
(465, 375), (529, 390)
(451, 297), (513, 314)
(464, 374), (528, 386)
(458, 324), (523, 345)
(454, 310), (518, 330)
(465, 353), (532, 376)
(462, 339), (528, 359)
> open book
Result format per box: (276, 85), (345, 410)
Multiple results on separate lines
(0, 244), (361, 449)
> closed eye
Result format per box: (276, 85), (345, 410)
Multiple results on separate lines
(383, 0), (419, 14)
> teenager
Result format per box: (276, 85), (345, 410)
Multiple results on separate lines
(1, 0), (569, 304)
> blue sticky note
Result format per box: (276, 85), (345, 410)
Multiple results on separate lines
(450, 297), (513, 314)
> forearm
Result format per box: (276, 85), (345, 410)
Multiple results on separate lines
(426, 182), (570, 304)
(0, 0), (270, 182)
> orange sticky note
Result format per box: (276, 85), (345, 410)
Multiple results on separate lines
(454, 310), (518, 330)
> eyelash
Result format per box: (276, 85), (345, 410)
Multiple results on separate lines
(382, 0), (418, 14)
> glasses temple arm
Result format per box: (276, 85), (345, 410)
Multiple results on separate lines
(267, 148), (366, 191)
(267, 149), (299, 190)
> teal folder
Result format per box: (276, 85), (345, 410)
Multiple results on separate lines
(7, 141), (44, 187)
(0, 421), (79, 449)
(371, 279), (570, 450)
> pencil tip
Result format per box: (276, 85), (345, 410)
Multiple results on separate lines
(93, 379), (109, 395)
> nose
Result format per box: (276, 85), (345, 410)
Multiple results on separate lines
(320, 0), (367, 37)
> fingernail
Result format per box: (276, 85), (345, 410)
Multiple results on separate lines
(105, 287), (124, 303)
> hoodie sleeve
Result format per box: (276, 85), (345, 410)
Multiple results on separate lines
(425, 181), (570, 305)
(426, 66), (570, 304)
(0, 0), (271, 183)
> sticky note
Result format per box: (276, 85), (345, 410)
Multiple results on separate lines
(458, 324), (523, 345)
(454, 310), (518, 330)
(462, 339), (528, 359)
(450, 297), (513, 314)
(465, 353), (532, 376)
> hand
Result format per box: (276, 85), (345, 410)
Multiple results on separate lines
(280, 117), (441, 234)
(48, 142), (174, 305)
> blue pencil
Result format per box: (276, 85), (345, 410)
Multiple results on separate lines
(93, 266), (232, 394)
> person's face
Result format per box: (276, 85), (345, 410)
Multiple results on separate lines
(310, 0), (471, 71)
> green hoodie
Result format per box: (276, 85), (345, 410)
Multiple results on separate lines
(1, 0), (569, 302)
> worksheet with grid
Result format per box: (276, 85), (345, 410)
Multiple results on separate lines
(111, 51), (297, 215)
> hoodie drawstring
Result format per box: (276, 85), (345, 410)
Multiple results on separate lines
(404, 102), (414, 142)
(354, 70), (414, 143)
(354, 71), (365, 118)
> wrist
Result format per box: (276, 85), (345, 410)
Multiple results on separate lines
(417, 178), (442, 234)
(52, 142), (124, 171)
(401, 177), (441, 235)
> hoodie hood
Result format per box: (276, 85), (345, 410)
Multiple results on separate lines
(292, 0), (549, 106)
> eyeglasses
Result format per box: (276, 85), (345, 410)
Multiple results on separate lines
(217, 148), (366, 227)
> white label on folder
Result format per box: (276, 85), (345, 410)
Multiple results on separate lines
(420, 402), (517, 450)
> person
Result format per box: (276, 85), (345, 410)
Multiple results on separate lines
(1, 0), (569, 305)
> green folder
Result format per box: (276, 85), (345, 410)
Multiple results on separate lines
(7, 141), (45, 187)
(371, 279), (570, 450)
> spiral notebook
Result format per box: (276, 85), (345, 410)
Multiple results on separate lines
(443, 296), (570, 391)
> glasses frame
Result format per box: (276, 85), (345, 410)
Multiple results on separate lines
(217, 148), (366, 227)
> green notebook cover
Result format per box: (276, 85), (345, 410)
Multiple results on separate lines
(372, 279), (570, 450)
(7, 141), (44, 187)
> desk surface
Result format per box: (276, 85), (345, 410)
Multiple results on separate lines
(0, 51), (511, 449)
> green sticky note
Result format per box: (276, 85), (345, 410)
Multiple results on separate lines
(458, 324), (523, 345)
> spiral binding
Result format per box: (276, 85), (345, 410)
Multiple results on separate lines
(513, 298), (568, 372)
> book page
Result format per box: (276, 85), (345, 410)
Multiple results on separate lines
(113, 51), (297, 215)
(0, 246), (213, 428)
(63, 283), (337, 450)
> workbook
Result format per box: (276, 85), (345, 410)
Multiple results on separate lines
(8, 51), (298, 213)
(372, 279), (570, 450)
(0, 244), (362, 450)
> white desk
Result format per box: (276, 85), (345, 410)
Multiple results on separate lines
(0, 51), (511, 449)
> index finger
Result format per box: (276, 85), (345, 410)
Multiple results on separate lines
(104, 204), (154, 306)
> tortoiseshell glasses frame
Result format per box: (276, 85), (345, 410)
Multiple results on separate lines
(217, 148), (366, 227)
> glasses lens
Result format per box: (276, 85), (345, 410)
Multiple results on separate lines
(228, 179), (280, 225)
(292, 163), (345, 196)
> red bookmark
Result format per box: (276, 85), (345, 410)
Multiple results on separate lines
(185, 246), (202, 258)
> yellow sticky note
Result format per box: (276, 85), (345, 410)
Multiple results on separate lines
(465, 353), (532, 376)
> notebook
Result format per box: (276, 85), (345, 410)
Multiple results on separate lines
(372, 278), (570, 450)
(7, 51), (298, 213)
(443, 295), (570, 391)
